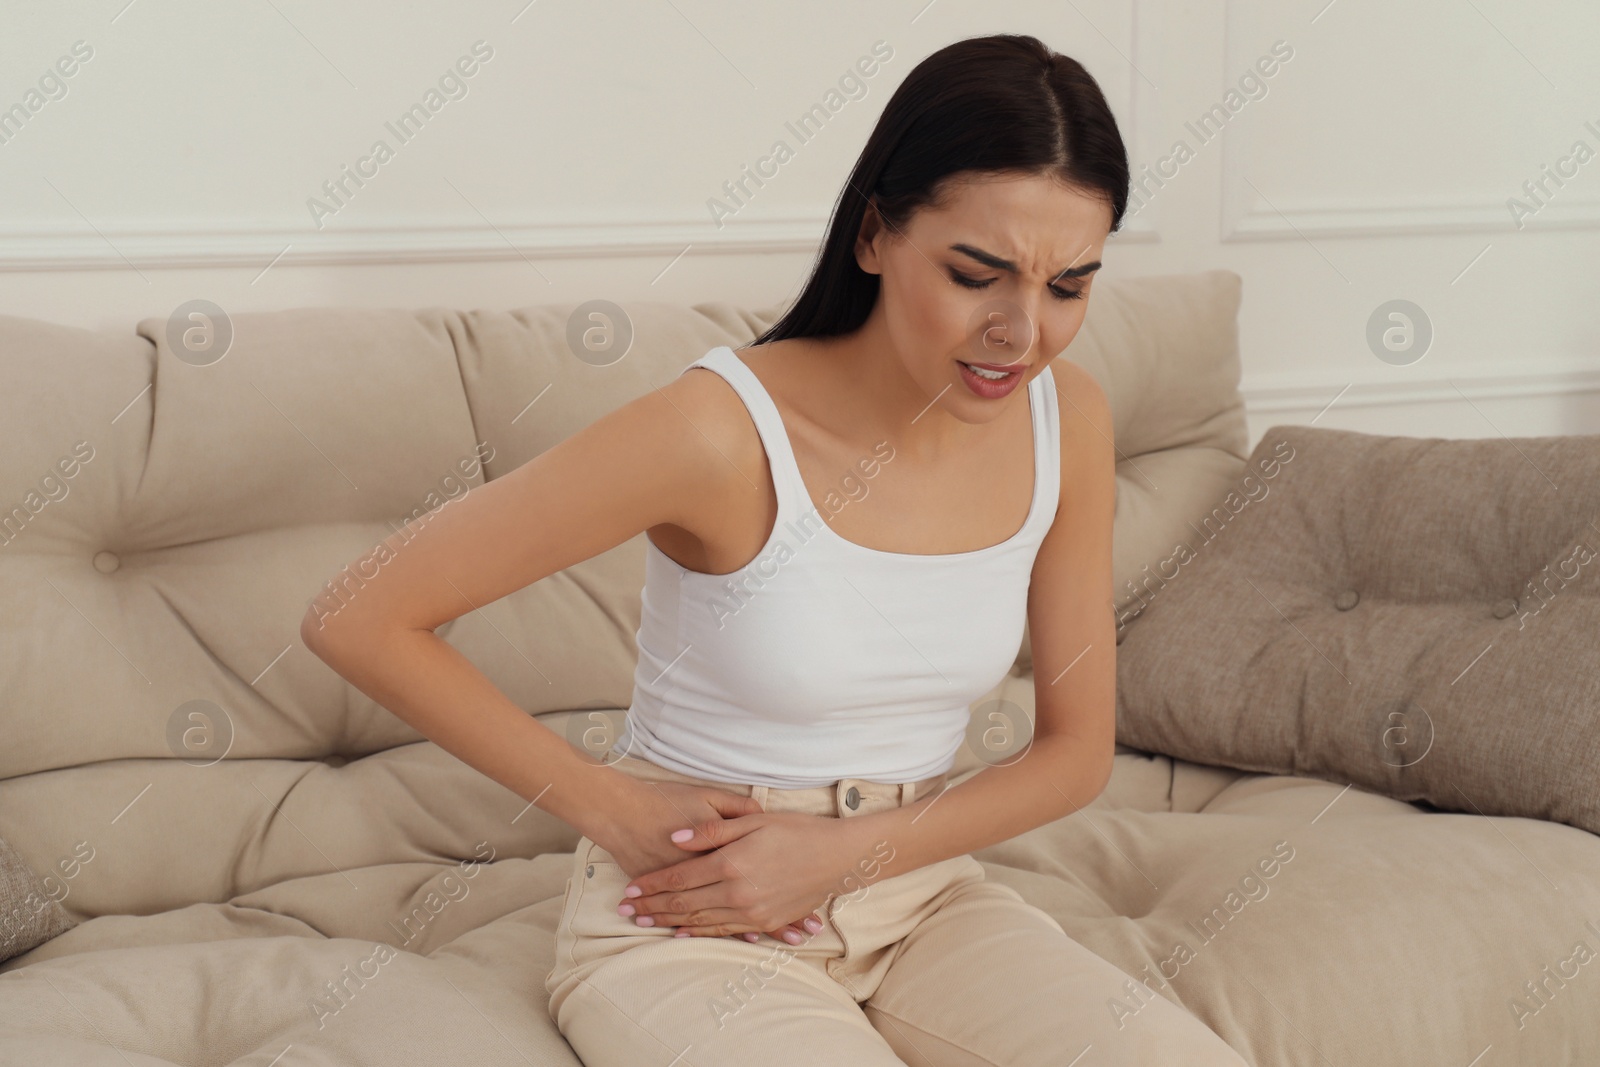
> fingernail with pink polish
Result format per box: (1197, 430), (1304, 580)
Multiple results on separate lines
(617, 904), (635, 917)
(635, 916), (654, 927)
(802, 917), (823, 934)
(671, 829), (694, 843)
(782, 930), (802, 944)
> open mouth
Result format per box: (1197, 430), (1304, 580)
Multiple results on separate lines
(958, 361), (1018, 381)
(956, 358), (1028, 398)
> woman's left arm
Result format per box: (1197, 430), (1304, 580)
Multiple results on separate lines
(622, 360), (1119, 935)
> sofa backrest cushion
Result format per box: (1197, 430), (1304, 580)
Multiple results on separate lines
(0, 271), (1247, 917)
(1, 271), (1246, 779)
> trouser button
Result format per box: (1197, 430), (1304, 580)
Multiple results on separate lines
(585, 864), (594, 878)
(844, 786), (861, 810)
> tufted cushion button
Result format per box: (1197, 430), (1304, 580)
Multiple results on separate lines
(843, 786), (861, 810)
(1492, 597), (1518, 620)
(1334, 589), (1359, 611)
(92, 551), (119, 574)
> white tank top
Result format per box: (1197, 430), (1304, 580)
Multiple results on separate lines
(614, 345), (1060, 787)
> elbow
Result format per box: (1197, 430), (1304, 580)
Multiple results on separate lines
(1090, 756), (1115, 804)
(300, 593), (430, 664)
(1086, 736), (1116, 801)
(1045, 736), (1114, 816)
(300, 604), (335, 660)
(299, 593), (353, 661)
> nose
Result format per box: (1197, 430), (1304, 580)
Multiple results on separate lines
(973, 298), (1040, 363)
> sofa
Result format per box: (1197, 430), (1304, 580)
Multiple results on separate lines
(2, 269), (1597, 1066)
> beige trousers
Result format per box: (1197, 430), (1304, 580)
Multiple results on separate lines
(545, 753), (1249, 1066)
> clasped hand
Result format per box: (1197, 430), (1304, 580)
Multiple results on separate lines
(601, 780), (863, 943)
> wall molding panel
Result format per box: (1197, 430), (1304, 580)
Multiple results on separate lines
(0, 213), (1161, 272)
(1222, 196), (1600, 242)
(1242, 360), (1600, 416)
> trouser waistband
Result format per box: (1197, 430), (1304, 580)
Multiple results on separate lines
(606, 753), (949, 818)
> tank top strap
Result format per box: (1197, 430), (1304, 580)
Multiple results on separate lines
(678, 346), (812, 526)
(1033, 361), (1062, 526)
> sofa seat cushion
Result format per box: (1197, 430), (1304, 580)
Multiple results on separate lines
(4, 741), (1598, 1066)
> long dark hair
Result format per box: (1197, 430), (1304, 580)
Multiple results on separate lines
(751, 34), (1129, 348)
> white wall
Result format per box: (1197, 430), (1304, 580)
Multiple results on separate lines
(2, 0), (1596, 448)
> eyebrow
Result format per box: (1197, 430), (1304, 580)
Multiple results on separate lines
(948, 243), (1102, 282)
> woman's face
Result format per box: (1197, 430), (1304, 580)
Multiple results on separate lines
(854, 170), (1113, 422)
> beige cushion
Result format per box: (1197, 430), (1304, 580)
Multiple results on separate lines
(0, 836), (75, 963)
(1116, 423), (1600, 835)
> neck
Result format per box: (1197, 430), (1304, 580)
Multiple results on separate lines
(817, 309), (996, 462)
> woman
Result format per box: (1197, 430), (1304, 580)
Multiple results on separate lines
(303, 32), (1249, 1067)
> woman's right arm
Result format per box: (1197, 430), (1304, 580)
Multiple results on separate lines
(298, 370), (745, 851)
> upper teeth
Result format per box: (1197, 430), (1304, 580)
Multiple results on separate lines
(964, 363), (1010, 380)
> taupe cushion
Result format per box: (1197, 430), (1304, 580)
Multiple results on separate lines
(0, 836), (76, 963)
(1116, 423), (1600, 836)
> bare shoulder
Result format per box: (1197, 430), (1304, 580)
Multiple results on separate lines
(638, 348), (786, 563)
(1048, 356), (1112, 434)
(1044, 357), (1115, 520)
(679, 336), (821, 478)
(658, 350), (770, 486)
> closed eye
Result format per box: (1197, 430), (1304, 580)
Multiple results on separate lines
(949, 271), (1083, 302)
